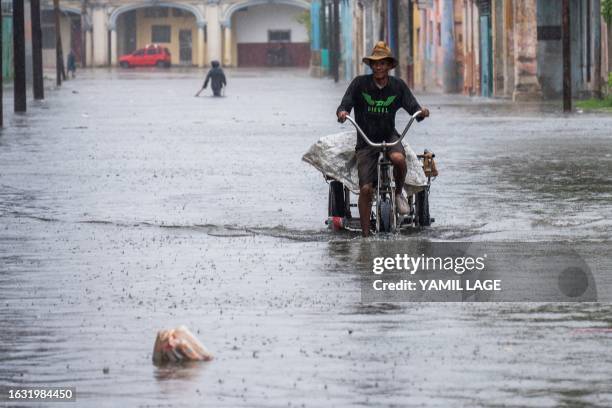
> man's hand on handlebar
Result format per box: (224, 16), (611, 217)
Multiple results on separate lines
(417, 108), (430, 120)
(337, 110), (348, 123)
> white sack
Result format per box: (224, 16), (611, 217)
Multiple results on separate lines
(302, 131), (427, 195)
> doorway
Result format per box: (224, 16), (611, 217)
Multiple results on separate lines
(479, 14), (492, 97)
(179, 29), (192, 64)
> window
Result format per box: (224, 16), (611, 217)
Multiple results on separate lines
(152, 25), (171, 43)
(172, 8), (189, 17)
(268, 30), (291, 43)
(146, 48), (159, 55)
(144, 7), (168, 18)
(133, 49), (144, 56)
(1, 1), (12, 14)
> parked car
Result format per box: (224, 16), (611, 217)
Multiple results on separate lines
(119, 45), (171, 68)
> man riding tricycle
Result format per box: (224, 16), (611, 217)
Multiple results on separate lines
(303, 41), (435, 237)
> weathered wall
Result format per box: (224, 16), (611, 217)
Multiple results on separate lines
(41, 13), (72, 68)
(398, 0), (411, 86)
(233, 3), (307, 43)
(492, 0), (504, 95)
(536, 0), (563, 98)
(536, 0), (595, 98)
(134, 9), (197, 65)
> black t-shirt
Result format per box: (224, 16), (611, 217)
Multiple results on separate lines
(336, 74), (422, 150)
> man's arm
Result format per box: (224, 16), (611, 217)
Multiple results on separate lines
(401, 80), (429, 120)
(203, 72), (211, 89)
(336, 77), (359, 122)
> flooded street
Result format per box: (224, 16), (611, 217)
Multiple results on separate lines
(1, 68), (612, 407)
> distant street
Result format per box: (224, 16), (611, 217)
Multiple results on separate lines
(1, 68), (612, 407)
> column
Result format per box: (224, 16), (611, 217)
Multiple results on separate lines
(441, 0), (456, 92)
(503, 0), (515, 97)
(92, 6), (107, 66)
(205, 4), (222, 64)
(592, 0), (601, 97)
(86, 29), (93, 67)
(492, 0), (505, 95)
(223, 25), (232, 67)
(512, 0), (542, 101)
(608, 19), (612, 73)
(419, 7), (426, 91)
(197, 24), (205, 67)
(110, 28), (117, 65)
(310, 0), (322, 76)
(473, 1), (480, 94)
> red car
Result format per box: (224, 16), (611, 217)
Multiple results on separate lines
(119, 44), (171, 68)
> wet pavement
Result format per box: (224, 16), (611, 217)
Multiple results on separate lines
(1, 68), (612, 407)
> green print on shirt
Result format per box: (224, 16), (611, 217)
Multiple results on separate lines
(362, 93), (396, 113)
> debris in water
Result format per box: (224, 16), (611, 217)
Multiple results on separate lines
(152, 326), (213, 365)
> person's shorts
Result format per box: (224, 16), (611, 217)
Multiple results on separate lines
(356, 138), (406, 187)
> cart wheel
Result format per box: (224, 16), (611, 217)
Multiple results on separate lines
(379, 197), (393, 232)
(328, 180), (346, 217)
(416, 188), (431, 227)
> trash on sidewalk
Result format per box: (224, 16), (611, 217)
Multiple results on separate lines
(152, 326), (213, 365)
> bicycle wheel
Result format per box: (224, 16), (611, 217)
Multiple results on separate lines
(328, 180), (346, 217)
(379, 197), (393, 232)
(415, 188), (431, 227)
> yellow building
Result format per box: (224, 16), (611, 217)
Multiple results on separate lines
(43, 0), (310, 68)
(121, 7), (201, 66)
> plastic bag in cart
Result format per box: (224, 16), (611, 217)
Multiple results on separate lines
(302, 131), (428, 195)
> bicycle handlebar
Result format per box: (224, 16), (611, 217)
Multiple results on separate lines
(343, 110), (423, 148)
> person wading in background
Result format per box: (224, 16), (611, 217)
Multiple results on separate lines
(196, 60), (227, 97)
(67, 50), (76, 79)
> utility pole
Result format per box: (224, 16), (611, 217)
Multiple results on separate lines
(562, 0), (571, 112)
(332, 0), (340, 82)
(389, 0), (400, 77)
(13, 0), (26, 112)
(32, 0), (45, 100)
(592, 0), (602, 98)
(54, 0), (63, 86)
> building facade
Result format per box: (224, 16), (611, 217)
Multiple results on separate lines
(41, 0), (311, 68)
(312, 0), (610, 100)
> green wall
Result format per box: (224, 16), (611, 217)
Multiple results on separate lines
(2, 15), (13, 79)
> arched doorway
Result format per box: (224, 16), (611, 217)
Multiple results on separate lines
(221, 0), (310, 67)
(109, 3), (206, 67)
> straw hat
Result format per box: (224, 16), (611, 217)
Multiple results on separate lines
(362, 41), (398, 68)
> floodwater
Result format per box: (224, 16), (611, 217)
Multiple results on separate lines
(1, 68), (612, 407)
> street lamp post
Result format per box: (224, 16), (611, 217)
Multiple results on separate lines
(32, 0), (45, 100)
(562, 0), (571, 112)
(13, 0), (26, 112)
